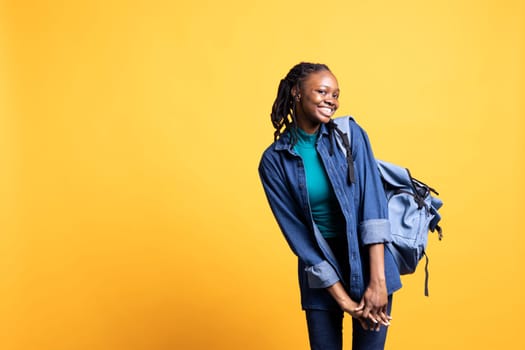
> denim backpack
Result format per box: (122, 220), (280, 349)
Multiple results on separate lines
(331, 116), (443, 296)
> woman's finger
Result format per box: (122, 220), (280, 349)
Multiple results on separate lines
(354, 301), (365, 312)
(358, 318), (369, 331)
(377, 311), (391, 326)
(362, 304), (373, 319)
(368, 313), (379, 325)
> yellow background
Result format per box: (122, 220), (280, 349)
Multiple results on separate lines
(1, 0), (523, 349)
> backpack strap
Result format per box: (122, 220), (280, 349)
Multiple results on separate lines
(329, 117), (355, 184)
(424, 252), (430, 297)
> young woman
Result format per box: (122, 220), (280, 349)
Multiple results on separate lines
(258, 62), (402, 350)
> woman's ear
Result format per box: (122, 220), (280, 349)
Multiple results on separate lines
(291, 86), (301, 101)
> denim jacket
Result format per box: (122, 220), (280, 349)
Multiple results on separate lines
(258, 118), (402, 310)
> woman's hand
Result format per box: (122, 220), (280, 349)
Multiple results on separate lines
(338, 297), (370, 330)
(362, 243), (391, 331)
(326, 282), (369, 329)
(361, 279), (391, 331)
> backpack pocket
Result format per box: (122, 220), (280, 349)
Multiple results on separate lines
(387, 191), (434, 275)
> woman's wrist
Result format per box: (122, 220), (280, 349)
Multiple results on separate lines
(368, 276), (386, 286)
(340, 297), (358, 312)
(327, 282), (355, 310)
(368, 243), (386, 287)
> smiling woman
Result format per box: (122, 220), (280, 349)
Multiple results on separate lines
(291, 70), (340, 133)
(259, 62), (401, 350)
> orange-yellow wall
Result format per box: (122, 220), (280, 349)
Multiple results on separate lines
(1, 1), (523, 349)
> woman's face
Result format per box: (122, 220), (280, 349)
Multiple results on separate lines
(293, 70), (340, 133)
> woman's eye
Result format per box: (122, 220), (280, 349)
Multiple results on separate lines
(317, 90), (327, 95)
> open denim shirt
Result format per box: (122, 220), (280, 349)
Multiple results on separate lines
(258, 119), (401, 310)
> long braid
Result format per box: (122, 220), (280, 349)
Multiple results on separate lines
(270, 62), (330, 142)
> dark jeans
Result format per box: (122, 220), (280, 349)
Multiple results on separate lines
(305, 236), (393, 349)
(305, 294), (393, 350)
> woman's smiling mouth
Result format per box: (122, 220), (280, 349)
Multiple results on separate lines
(319, 106), (335, 116)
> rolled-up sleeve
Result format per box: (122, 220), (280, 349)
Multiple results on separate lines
(305, 260), (340, 288)
(359, 218), (391, 245)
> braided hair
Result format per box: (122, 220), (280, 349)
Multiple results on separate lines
(270, 62), (331, 142)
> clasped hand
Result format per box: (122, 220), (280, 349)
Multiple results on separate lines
(342, 285), (391, 332)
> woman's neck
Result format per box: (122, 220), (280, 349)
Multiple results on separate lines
(296, 119), (321, 135)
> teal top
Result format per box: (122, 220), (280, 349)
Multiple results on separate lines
(294, 128), (345, 238)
